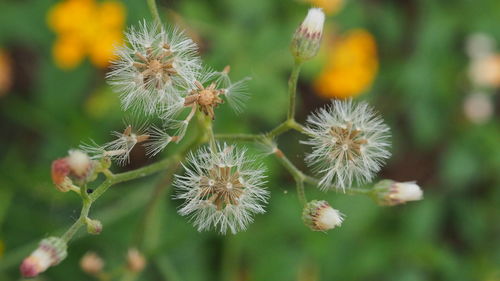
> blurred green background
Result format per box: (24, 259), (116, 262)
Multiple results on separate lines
(0, 0), (499, 280)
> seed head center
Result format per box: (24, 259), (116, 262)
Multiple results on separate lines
(199, 165), (245, 210)
(134, 47), (177, 89)
(329, 124), (368, 157)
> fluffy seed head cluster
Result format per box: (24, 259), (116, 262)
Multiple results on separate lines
(175, 143), (268, 234)
(107, 21), (201, 114)
(302, 200), (343, 231)
(374, 180), (423, 206)
(20, 237), (68, 278)
(303, 99), (391, 190)
(291, 8), (325, 61)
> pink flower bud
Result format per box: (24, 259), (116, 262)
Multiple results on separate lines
(51, 158), (70, 186)
(20, 237), (67, 278)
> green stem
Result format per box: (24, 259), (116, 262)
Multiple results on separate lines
(295, 180), (307, 205)
(147, 0), (162, 25)
(215, 133), (263, 142)
(303, 176), (373, 195)
(287, 61), (303, 121)
(61, 199), (91, 242)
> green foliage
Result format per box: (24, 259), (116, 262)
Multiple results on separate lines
(0, 0), (499, 280)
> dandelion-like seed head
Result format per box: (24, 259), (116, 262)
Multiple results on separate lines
(184, 80), (225, 119)
(180, 66), (251, 119)
(81, 123), (150, 166)
(303, 99), (391, 190)
(107, 21), (201, 114)
(175, 143), (268, 234)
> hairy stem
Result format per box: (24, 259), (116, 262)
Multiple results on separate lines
(146, 0), (162, 25)
(287, 61), (303, 120)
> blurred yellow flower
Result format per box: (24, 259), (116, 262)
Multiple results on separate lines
(47, 0), (125, 69)
(303, 0), (344, 15)
(314, 29), (378, 99)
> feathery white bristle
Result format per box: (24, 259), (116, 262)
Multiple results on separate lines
(303, 99), (391, 190)
(174, 143), (268, 234)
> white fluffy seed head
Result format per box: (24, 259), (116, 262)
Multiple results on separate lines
(303, 99), (391, 191)
(174, 143), (268, 234)
(107, 20), (202, 115)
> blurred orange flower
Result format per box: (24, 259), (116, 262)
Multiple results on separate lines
(314, 29), (378, 99)
(47, 0), (125, 69)
(0, 49), (12, 96)
(303, 0), (344, 15)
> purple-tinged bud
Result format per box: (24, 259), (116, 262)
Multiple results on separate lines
(20, 237), (67, 278)
(302, 200), (344, 231)
(374, 180), (423, 206)
(291, 8), (325, 61)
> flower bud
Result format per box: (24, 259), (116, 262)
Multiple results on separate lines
(86, 218), (103, 235)
(374, 180), (423, 206)
(80, 251), (104, 275)
(291, 8), (325, 61)
(51, 158), (70, 188)
(67, 150), (92, 179)
(20, 237), (67, 278)
(51, 150), (94, 192)
(126, 248), (146, 273)
(302, 200), (343, 231)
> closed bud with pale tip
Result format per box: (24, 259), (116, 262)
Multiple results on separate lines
(127, 248), (146, 273)
(80, 252), (104, 275)
(374, 180), (423, 206)
(302, 200), (344, 231)
(291, 8), (325, 61)
(51, 150), (94, 192)
(86, 218), (103, 235)
(20, 237), (67, 278)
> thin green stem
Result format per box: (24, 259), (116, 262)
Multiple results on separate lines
(61, 199), (91, 242)
(215, 133), (263, 142)
(205, 116), (217, 152)
(287, 61), (303, 120)
(295, 180), (307, 205)
(303, 175), (373, 195)
(146, 0), (162, 25)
